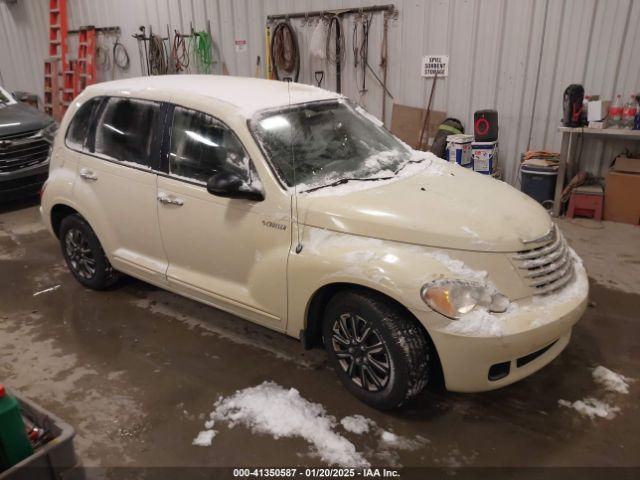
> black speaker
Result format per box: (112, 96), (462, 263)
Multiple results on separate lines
(562, 84), (584, 127)
(474, 109), (498, 141)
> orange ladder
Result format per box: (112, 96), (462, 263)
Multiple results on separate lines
(75, 26), (97, 94)
(44, 0), (68, 120)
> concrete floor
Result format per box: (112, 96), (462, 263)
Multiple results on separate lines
(0, 197), (639, 471)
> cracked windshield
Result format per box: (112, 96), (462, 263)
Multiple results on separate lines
(253, 101), (414, 191)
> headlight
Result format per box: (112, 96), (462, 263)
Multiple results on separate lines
(420, 280), (510, 319)
(41, 121), (59, 145)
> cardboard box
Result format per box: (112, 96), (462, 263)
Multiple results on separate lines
(604, 156), (640, 225)
(588, 100), (611, 122)
(390, 104), (446, 149)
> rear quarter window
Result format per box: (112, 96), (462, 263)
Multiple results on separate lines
(65, 97), (103, 151)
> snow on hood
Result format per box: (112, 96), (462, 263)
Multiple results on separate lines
(296, 151), (552, 252)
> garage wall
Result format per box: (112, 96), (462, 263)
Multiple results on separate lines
(1, 0), (639, 184)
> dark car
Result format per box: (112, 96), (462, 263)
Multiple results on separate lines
(0, 86), (57, 200)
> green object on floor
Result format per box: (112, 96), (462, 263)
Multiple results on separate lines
(0, 384), (33, 471)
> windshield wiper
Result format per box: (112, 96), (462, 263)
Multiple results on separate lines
(393, 156), (428, 176)
(301, 175), (394, 193)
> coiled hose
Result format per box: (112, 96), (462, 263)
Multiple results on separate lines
(112, 38), (130, 70)
(270, 21), (300, 81)
(190, 31), (213, 74)
(171, 32), (190, 73)
(148, 34), (168, 75)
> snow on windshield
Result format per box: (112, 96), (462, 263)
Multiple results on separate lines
(252, 101), (419, 190)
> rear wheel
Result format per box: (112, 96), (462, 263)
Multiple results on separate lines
(59, 214), (120, 290)
(322, 290), (432, 410)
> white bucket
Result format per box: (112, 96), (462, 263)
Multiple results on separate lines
(445, 134), (474, 167)
(472, 141), (498, 174)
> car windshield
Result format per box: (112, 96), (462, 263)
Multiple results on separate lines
(251, 101), (414, 191)
(0, 87), (16, 105)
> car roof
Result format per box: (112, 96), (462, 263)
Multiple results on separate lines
(85, 75), (343, 118)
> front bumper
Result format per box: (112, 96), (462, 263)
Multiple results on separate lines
(411, 267), (588, 392)
(0, 161), (49, 200)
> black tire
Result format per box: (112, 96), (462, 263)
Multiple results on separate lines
(59, 214), (120, 290)
(322, 290), (432, 410)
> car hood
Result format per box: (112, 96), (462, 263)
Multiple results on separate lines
(297, 163), (553, 252)
(0, 102), (52, 137)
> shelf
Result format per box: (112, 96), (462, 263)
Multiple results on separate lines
(557, 126), (640, 140)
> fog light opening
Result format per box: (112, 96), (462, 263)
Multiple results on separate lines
(488, 361), (511, 381)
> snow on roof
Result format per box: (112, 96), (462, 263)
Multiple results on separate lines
(85, 75), (342, 118)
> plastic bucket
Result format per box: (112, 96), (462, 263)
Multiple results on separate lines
(445, 134), (474, 168)
(521, 165), (558, 205)
(472, 141), (497, 174)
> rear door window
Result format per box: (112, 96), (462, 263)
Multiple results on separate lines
(168, 106), (258, 184)
(65, 97), (103, 151)
(93, 97), (162, 169)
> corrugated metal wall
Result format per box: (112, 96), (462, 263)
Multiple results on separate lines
(1, 0), (639, 184)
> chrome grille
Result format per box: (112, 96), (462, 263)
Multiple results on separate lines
(512, 226), (574, 295)
(0, 130), (49, 173)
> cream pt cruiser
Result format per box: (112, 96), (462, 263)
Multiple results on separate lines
(41, 76), (588, 409)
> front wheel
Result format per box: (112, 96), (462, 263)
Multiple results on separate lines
(322, 290), (432, 410)
(59, 214), (120, 290)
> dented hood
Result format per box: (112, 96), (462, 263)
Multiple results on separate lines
(298, 165), (553, 252)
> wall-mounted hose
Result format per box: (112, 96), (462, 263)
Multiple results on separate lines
(190, 31), (213, 74)
(270, 21), (300, 82)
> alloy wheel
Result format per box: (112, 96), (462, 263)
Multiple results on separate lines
(331, 312), (391, 392)
(64, 228), (96, 279)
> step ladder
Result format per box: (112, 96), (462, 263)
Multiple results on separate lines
(61, 60), (77, 112)
(75, 26), (97, 94)
(43, 60), (60, 120)
(44, 0), (68, 120)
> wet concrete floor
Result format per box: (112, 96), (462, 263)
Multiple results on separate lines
(0, 198), (638, 470)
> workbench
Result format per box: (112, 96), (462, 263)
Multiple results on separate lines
(553, 126), (640, 217)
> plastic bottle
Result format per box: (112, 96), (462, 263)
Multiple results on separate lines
(622, 95), (638, 129)
(0, 384), (33, 471)
(582, 95), (590, 125)
(609, 94), (623, 128)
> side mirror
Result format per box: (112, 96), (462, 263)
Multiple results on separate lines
(206, 172), (264, 201)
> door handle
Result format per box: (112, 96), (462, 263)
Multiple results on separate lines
(157, 193), (184, 206)
(79, 168), (98, 181)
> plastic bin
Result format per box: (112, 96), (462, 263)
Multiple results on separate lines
(0, 392), (84, 480)
(521, 164), (558, 205)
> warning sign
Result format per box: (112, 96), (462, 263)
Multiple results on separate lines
(421, 55), (448, 78)
(235, 39), (248, 52)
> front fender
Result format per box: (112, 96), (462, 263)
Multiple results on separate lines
(285, 226), (522, 338)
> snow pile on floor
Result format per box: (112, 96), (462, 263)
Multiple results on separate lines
(340, 415), (374, 435)
(592, 366), (633, 394)
(192, 429), (216, 446)
(379, 430), (427, 451)
(193, 382), (430, 466)
(558, 398), (620, 420)
(558, 365), (633, 420)
(199, 382), (369, 467)
(340, 415), (427, 455)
